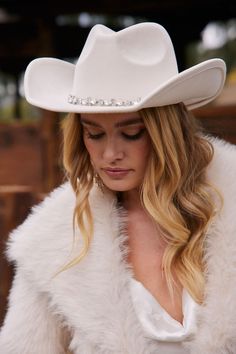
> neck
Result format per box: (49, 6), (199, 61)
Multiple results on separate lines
(121, 188), (143, 211)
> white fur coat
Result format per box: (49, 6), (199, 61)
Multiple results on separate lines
(0, 137), (236, 354)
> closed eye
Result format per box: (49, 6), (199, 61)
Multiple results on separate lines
(122, 129), (145, 140)
(83, 127), (146, 141)
(86, 132), (105, 140)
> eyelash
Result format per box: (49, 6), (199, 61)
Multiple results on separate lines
(86, 129), (145, 141)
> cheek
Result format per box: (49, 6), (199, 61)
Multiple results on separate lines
(136, 141), (152, 175)
(84, 139), (96, 160)
(128, 140), (151, 187)
(136, 138), (151, 163)
(83, 138), (90, 152)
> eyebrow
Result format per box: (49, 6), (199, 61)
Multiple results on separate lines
(80, 117), (143, 128)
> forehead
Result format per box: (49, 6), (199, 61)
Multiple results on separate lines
(80, 112), (142, 127)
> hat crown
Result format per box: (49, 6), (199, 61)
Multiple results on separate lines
(24, 22), (226, 113)
(72, 23), (178, 100)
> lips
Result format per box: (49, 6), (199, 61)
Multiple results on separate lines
(102, 167), (132, 178)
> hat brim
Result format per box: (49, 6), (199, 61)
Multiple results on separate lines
(24, 57), (226, 113)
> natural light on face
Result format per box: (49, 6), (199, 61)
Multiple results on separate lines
(81, 112), (151, 193)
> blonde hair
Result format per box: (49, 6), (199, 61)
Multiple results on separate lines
(61, 113), (94, 267)
(140, 104), (219, 303)
(61, 104), (220, 302)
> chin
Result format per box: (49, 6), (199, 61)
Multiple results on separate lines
(109, 187), (130, 192)
(103, 180), (138, 193)
(105, 185), (130, 192)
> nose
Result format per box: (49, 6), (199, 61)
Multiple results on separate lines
(102, 137), (124, 162)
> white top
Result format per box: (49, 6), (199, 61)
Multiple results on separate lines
(130, 278), (200, 353)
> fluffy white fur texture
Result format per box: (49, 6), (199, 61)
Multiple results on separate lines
(0, 137), (236, 354)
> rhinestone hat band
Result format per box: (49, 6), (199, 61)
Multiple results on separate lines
(68, 94), (141, 107)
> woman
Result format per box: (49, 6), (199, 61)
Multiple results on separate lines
(0, 22), (235, 354)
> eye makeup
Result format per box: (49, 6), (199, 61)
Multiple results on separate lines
(121, 128), (145, 140)
(85, 128), (146, 141)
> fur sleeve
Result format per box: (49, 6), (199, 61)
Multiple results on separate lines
(0, 182), (75, 353)
(0, 268), (70, 354)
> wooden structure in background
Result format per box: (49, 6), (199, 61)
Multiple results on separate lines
(0, 110), (64, 194)
(39, 109), (64, 193)
(194, 105), (236, 145)
(0, 109), (64, 325)
(0, 186), (36, 326)
(0, 123), (43, 190)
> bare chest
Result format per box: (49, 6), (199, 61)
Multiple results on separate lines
(126, 213), (183, 323)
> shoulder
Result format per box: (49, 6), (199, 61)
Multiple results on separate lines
(6, 182), (76, 277)
(206, 136), (236, 220)
(210, 135), (236, 164)
(198, 138), (236, 345)
(6, 182), (118, 285)
(205, 137), (236, 257)
(206, 136), (236, 192)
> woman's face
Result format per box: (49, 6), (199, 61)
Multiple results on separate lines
(81, 112), (151, 193)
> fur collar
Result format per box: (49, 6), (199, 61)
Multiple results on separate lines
(6, 137), (236, 353)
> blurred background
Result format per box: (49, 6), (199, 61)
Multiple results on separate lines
(0, 0), (236, 325)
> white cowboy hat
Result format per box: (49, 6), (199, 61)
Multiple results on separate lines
(24, 22), (226, 113)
